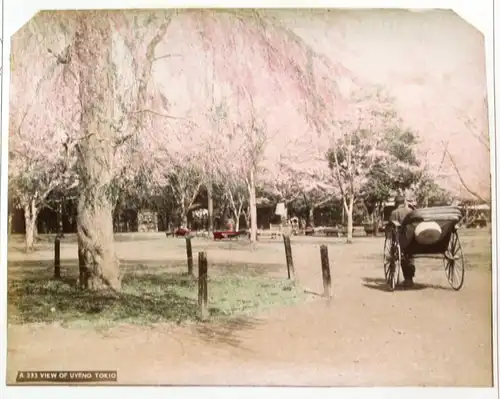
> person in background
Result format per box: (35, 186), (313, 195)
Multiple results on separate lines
(389, 195), (415, 287)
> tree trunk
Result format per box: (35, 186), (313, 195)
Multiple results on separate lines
(181, 211), (188, 229)
(234, 202), (244, 232)
(74, 12), (121, 292)
(248, 168), (258, 242)
(23, 202), (38, 252)
(57, 201), (64, 235)
(308, 206), (315, 228)
(372, 204), (379, 237)
(243, 208), (250, 230)
(346, 196), (354, 244)
(207, 183), (214, 233)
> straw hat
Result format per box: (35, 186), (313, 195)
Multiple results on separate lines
(414, 221), (442, 245)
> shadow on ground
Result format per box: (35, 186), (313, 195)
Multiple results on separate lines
(361, 277), (452, 292)
(7, 274), (206, 325)
(192, 316), (264, 350)
(7, 257), (303, 334)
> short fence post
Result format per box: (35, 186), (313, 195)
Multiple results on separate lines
(54, 236), (61, 279)
(320, 245), (332, 299)
(198, 251), (209, 320)
(185, 237), (193, 276)
(283, 235), (295, 280)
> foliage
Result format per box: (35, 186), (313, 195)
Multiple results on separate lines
(360, 127), (423, 214)
(8, 16), (81, 250)
(413, 174), (453, 207)
(326, 87), (399, 202)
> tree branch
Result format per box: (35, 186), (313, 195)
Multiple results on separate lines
(153, 53), (182, 61)
(443, 142), (488, 204)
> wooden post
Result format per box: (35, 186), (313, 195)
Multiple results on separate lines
(320, 245), (332, 298)
(198, 251), (209, 320)
(283, 235), (295, 280)
(185, 237), (193, 276)
(54, 236), (61, 279)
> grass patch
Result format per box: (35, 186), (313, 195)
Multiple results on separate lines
(8, 272), (305, 329)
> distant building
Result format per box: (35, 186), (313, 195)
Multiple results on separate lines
(456, 200), (490, 227)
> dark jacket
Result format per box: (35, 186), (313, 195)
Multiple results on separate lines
(389, 205), (415, 250)
(390, 205), (413, 224)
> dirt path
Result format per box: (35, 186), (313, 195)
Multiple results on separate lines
(7, 234), (493, 386)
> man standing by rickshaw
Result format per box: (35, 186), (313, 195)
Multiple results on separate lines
(390, 195), (415, 287)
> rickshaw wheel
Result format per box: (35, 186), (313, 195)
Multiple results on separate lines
(444, 230), (465, 290)
(383, 231), (401, 291)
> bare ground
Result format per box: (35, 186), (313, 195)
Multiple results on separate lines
(6, 230), (493, 386)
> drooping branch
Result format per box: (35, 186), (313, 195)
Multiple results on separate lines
(442, 141), (489, 204)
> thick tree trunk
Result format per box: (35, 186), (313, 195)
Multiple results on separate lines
(75, 12), (121, 292)
(248, 168), (258, 242)
(23, 202), (38, 252)
(207, 183), (214, 233)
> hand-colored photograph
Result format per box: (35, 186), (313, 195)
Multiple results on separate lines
(4, 7), (493, 387)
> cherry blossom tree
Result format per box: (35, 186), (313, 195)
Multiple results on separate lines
(10, 9), (355, 284)
(270, 132), (339, 227)
(9, 15), (79, 251)
(187, 10), (352, 241)
(163, 159), (204, 229)
(224, 180), (248, 231)
(326, 86), (401, 243)
(300, 169), (337, 228)
(41, 10), (174, 291)
(74, 10), (183, 291)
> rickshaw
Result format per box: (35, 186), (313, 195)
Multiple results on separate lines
(383, 206), (465, 291)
